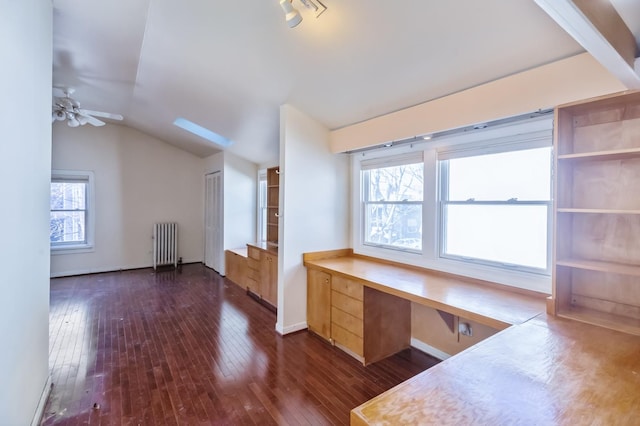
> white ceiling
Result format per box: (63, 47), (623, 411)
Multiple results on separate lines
(52, 0), (640, 165)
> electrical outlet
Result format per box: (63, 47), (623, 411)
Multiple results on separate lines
(459, 322), (472, 337)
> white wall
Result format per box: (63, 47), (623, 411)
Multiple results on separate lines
(277, 104), (350, 334)
(223, 153), (257, 250)
(0, 1), (52, 424)
(330, 53), (626, 153)
(203, 151), (257, 275)
(51, 124), (205, 276)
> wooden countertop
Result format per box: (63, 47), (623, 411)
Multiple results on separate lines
(304, 255), (546, 330)
(247, 242), (278, 254)
(351, 314), (640, 425)
(227, 247), (248, 257)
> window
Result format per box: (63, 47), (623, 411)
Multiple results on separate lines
(352, 116), (554, 293)
(362, 153), (424, 251)
(257, 170), (267, 243)
(439, 146), (552, 272)
(50, 170), (94, 252)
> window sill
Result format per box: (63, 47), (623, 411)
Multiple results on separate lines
(353, 245), (551, 294)
(51, 244), (95, 255)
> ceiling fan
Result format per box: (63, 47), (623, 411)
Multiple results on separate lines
(52, 88), (123, 127)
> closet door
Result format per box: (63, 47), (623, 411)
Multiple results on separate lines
(204, 172), (223, 273)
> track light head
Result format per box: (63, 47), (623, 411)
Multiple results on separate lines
(280, 0), (303, 28)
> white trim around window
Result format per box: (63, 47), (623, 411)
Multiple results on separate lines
(351, 115), (553, 294)
(50, 170), (95, 255)
(257, 169), (267, 244)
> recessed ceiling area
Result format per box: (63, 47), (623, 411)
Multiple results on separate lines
(52, 0), (640, 165)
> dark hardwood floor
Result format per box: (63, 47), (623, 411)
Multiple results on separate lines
(43, 264), (439, 425)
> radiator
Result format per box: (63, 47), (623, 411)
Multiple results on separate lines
(153, 222), (178, 269)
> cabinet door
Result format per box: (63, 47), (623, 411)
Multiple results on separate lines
(264, 254), (278, 308)
(261, 253), (277, 307)
(307, 269), (332, 341)
(224, 250), (246, 288)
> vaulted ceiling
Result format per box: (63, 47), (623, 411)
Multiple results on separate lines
(52, 0), (640, 165)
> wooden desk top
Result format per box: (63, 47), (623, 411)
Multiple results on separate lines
(247, 242), (278, 254)
(351, 314), (640, 425)
(304, 255), (545, 330)
(227, 247), (248, 257)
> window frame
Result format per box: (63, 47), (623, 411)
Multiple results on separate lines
(437, 143), (553, 275)
(257, 169), (267, 244)
(351, 116), (554, 294)
(361, 152), (425, 253)
(50, 170), (95, 254)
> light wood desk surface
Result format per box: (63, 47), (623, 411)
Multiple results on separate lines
(304, 255), (546, 330)
(351, 314), (640, 425)
(303, 252), (640, 425)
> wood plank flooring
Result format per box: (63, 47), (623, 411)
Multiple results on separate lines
(42, 264), (439, 425)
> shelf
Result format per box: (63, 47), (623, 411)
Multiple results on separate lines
(266, 166), (279, 247)
(557, 306), (640, 336)
(557, 147), (640, 162)
(556, 258), (640, 277)
(557, 208), (640, 215)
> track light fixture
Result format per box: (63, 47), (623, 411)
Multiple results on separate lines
(279, 0), (326, 28)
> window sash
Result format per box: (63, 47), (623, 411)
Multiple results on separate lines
(258, 174), (267, 242)
(363, 201), (423, 251)
(362, 156), (424, 253)
(439, 201), (551, 272)
(361, 151), (424, 171)
(438, 147), (552, 273)
(437, 130), (550, 160)
(50, 170), (94, 250)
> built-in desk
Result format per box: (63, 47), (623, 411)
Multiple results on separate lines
(303, 251), (640, 424)
(304, 252), (546, 331)
(351, 314), (640, 425)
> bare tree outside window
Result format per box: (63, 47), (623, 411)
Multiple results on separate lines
(50, 181), (87, 245)
(363, 162), (423, 250)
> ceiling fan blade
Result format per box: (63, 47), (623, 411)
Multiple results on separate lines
(79, 109), (123, 120)
(52, 87), (67, 97)
(79, 113), (106, 127)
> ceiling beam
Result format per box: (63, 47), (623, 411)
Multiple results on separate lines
(534, 0), (640, 89)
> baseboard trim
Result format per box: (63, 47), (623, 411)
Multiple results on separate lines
(31, 375), (52, 426)
(276, 321), (308, 336)
(50, 261), (203, 278)
(410, 338), (451, 361)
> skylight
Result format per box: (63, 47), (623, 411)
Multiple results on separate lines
(173, 117), (233, 147)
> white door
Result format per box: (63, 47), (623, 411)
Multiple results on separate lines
(204, 172), (223, 272)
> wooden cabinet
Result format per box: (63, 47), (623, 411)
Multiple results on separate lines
(307, 269), (332, 340)
(247, 243), (278, 309)
(551, 90), (640, 336)
(261, 251), (278, 306)
(331, 275), (365, 358)
(306, 268), (411, 365)
(246, 245), (261, 295)
(224, 248), (247, 288)
(266, 167), (279, 247)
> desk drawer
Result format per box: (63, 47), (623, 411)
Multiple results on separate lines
(332, 275), (363, 300)
(332, 322), (363, 356)
(332, 291), (363, 319)
(247, 266), (260, 281)
(331, 306), (363, 337)
(247, 257), (260, 270)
